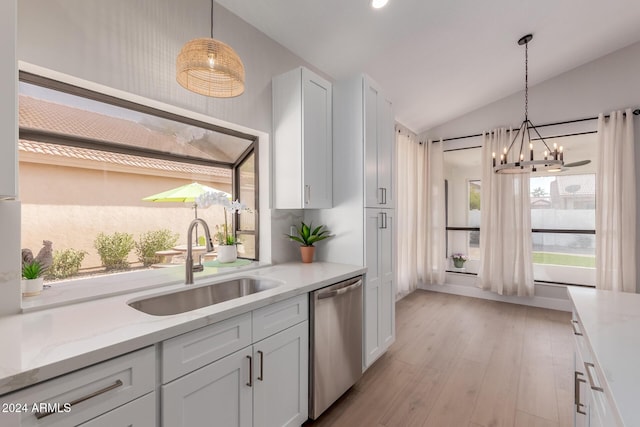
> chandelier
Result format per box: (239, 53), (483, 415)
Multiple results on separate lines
(176, 0), (245, 98)
(494, 34), (564, 174)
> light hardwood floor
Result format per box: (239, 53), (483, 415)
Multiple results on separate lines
(305, 290), (573, 427)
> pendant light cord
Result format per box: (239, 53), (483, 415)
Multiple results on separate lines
(210, 0), (214, 39)
(524, 40), (528, 122)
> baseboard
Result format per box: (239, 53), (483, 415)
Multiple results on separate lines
(418, 282), (572, 312)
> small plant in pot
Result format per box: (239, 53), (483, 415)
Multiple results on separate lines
(286, 222), (333, 263)
(22, 260), (44, 297)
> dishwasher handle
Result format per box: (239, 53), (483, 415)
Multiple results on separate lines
(317, 279), (363, 300)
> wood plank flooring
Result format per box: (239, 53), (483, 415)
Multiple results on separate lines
(305, 290), (573, 427)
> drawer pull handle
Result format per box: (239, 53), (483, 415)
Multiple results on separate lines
(34, 379), (123, 420)
(574, 371), (587, 415)
(571, 320), (583, 336)
(584, 362), (604, 392)
(258, 350), (264, 381)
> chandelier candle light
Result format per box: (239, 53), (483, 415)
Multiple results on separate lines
(493, 34), (564, 174)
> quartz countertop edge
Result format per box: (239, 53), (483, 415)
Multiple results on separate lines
(567, 287), (640, 427)
(0, 262), (366, 396)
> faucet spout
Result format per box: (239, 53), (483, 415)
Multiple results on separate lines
(185, 218), (215, 285)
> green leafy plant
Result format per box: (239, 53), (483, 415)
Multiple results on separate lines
(215, 224), (238, 246)
(135, 229), (179, 266)
(46, 248), (88, 280)
(286, 221), (333, 247)
(94, 232), (135, 270)
(22, 260), (43, 280)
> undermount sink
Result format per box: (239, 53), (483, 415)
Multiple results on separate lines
(128, 276), (283, 316)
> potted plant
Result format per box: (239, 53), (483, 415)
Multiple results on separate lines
(286, 221), (333, 263)
(215, 200), (246, 263)
(22, 260), (44, 297)
(451, 253), (468, 269)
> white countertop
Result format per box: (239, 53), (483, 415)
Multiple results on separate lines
(0, 262), (365, 396)
(567, 287), (640, 427)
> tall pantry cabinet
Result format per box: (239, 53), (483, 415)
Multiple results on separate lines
(311, 74), (396, 369)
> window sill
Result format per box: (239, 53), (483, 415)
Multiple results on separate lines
(21, 261), (265, 313)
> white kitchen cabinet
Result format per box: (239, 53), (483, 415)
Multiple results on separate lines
(308, 73), (396, 371)
(0, 347), (155, 427)
(162, 347), (253, 427)
(364, 77), (394, 209)
(161, 294), (308, 427)
(571, 311), (620, 427)
(78, 392), (156, 427)
(364, 209), (395, 367)
(162, 323), (308, 427)
(273, 66), (332, 209)
(0, 0), (17, 199)
(253, 322), (308, 427)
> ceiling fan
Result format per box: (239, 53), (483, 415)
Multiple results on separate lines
(563, 159), (591, 168)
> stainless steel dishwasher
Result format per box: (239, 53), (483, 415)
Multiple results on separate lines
(309, 275), (363, 419)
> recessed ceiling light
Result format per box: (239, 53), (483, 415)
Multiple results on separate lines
(371, 0), (389, 9)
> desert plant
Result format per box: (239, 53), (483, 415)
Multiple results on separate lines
(285, 221), (333, 247)
(46, 248), (88, 280)
(94, 232), (135, 270)
(135, 229), (179, 266)
(22, 260), (43, 280)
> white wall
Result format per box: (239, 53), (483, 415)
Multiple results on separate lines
(0, 0), (329, 315)
(422, 40), (640, 297)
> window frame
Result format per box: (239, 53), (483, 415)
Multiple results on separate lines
(18, 70), (260, 264)
(443, 135), (597, 287)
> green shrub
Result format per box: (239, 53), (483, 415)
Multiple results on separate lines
(135, 229), (179, 266)
(46, 248), (88, 280)
(94, 232), (135, 270)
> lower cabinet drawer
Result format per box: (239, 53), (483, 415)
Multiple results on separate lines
(162, 312), (252, 383)
(78, 392), (156, 427)
(0, 347), (155, 427)
(252, 295), (308, 342)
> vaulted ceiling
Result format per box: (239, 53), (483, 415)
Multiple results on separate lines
(217, 0), (640, 133)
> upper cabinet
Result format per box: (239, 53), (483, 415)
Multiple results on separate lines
(0, 0), (17, 199)
(273, 67), (332, 209)
(364, 77), (394, 209)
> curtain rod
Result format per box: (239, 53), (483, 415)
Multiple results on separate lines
(428, 108), (640, 144)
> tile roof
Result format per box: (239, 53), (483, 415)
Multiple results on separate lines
(18, 94), (244, 163)
(19, 139), (230, 178)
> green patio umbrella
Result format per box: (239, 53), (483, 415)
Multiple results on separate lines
(142, 182), (230, 219)
(143, 182), (230, 242)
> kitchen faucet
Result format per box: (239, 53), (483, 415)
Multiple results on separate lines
(185, 218), (215, 285)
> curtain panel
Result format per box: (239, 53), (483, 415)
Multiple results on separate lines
(596, 109), (636, 292)
(477, 129), (534, 296)
(396, 134), (446, 298)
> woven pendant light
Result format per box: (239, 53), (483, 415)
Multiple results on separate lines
(176, 1), (245, 97)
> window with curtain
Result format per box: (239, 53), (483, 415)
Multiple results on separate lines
(444, 132), (597, 286)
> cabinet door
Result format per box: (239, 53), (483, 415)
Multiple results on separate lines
(364, 78), (381, 208)
(363, 77), (394, 209)
(78, 393), (156, 427)
(162, 349), (252, 427)
(253, 321), (308, 427)
(364, 209), (382, 367)
(0, 0), (17, 198)
(379, 211), (395, 350)
(302, 68), (332, 209)
(377, 97), (394, 208)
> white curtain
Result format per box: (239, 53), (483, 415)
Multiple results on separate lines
(477, 129), (534, 296)
(396, 133), (446, 298)
(596, 109), (636, 292)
